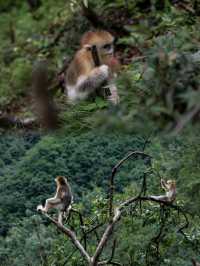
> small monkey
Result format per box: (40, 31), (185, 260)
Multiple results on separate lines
(65, 30), (120, 104)
(37, 176), (73, 224)
(150, 179), (176, 203)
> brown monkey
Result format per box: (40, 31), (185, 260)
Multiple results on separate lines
(65, 30), (120, 104)
(150, 179), (176, 203)
(37, 176), (73, 224)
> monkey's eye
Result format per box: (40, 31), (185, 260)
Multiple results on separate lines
(103, 43), (112, 50)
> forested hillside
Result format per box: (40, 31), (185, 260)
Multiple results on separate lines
(0, 1), (199, 266)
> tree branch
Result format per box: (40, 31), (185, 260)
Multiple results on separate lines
(92, 195), (188, 266)
(71, 208), (87, 251)
(42, 213), (91, 264)
(172, 105), (200, 135)
(108, 151), (151, 218)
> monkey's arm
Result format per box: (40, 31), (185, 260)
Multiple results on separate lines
(161, 179), (168, 190)
(106, 84), (120, 105)
(76, 65), (109, 93)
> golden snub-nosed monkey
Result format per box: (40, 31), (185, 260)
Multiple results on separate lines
(150, 179), (176, 203)
(37, 176), (73, 224)
(65, 30), (120, 105)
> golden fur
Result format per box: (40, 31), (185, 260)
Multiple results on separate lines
(80, 30), (114, 47)
(66, 31), (120, 86)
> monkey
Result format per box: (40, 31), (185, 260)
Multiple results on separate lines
(65, 30), (120, 105)
(150, 179), (176, 203)
(37, 176), (73, 224)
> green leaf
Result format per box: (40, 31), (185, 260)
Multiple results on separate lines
(95, 97), (108, 108)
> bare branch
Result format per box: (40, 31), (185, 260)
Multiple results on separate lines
(92, 194), (188, 266)
(71, 208), (87, 250)
(62, 222), (104, 266)
(42, 213), (91, 264)
(108, 151), (151, 218)
(98, 239), (122, 266)
(172, 105), (200, 135)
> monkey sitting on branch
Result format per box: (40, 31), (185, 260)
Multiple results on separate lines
(65, 30), (121, 105)
(37, 176), (73, 224)
(150, 179), (176, 203)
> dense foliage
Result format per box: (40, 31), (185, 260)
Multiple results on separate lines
(0, 0), (199, 266)
(0, 129), (199, 266)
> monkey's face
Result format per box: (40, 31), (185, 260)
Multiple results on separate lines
(167, 180), (176, 188)
(100, 42), (114, 56)
(81, 30), (115, 58)
(83, 42), (114, 58)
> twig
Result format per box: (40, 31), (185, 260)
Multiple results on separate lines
(62, 222), (104, 266)
(108, 151), (151, 218)
(71, 208), (87, 251)
(98, 239), (120, 265)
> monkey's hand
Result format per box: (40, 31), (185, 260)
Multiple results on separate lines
(107, 84), (120, 105)
(161, 179), (167, 190)
(98, 65), (110, 78)
(76, 64), (110, 94)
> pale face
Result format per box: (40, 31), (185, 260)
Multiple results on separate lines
(83, 41), (114, 56)
(100, 42), (114, 56)
(167, 180), (176, 188)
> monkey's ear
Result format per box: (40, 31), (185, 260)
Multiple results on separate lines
(55, 176), (60, 183)
(83, 44), (92, 51)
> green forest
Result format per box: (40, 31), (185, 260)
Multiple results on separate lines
(0, 1), (199, 266)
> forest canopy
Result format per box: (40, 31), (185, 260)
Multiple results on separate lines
(0, 1), (199, 266)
